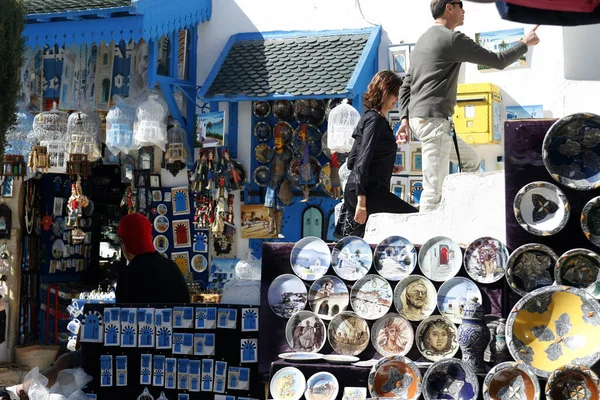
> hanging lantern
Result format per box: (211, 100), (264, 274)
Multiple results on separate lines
(134, 94), (168, 151)
(66, 110), (102, 162)
(106, 98), (135, 156)
(327, 99), (360, 153)
(162, 121), (188, 176)
(30, 101), (69, 172)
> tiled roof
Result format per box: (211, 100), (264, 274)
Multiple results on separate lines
(203, 32), (372, 99)
(24, 0), (131, 15)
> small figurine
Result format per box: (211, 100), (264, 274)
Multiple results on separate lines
(205, 149), (215, 190)
(120, 184), (137, 214)
(330, 153), (341, 200)
(222, 149), (243, 191)
(211, 176), (228, 236)
(264, 130), (287, 238)
(297, 125), (315, 202)
(66, 177), (89, 227)
(191, 150), (207, 193)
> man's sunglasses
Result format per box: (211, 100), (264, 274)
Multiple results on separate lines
(449, 1), (463, 8)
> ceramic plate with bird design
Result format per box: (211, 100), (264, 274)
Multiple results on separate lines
(513, 181), (570, 236)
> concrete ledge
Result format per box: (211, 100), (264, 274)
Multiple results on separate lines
(363, 171), (506, 246)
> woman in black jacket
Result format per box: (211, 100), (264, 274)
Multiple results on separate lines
(338, 70), (418, 238)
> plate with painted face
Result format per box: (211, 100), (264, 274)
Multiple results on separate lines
(464, 237), (510, 284)
(268, 274), (308, 319)
(422, 359), (479, 400)
(505, 243), (557, 297)
(252, 100), (271, 119)
(482, 361), (540, 400)
(331, 236), (373, 281)
(350, 274), (393, 320)
(545, 364), (599, 400)
(254, 121), (272, 142)
(270, 366), (306, 400)
(581, 196), (600, 247)
(274, 121), (294, 144)
(285, 311), (327, 353)
(308, 275), (349, 321)
(290, 236), (331, 281)
(418, 236), (462, 282)
(415, 315), (459, 362)
(305, 372), (339, 400)
(374, 236), (417, 281)
(327, 311), (370, 356)
(368, 355), (422, 400)
(513, 181), (570, 236)
(371, 313), (414, 357)
(437, 277), (482, 325)
(555, 248), (600, 299)
(393, 275), (437, 322)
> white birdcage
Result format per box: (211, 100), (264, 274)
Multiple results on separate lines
(6, 106), (34, 159)
(106, 97), (135, 156)
(134, 94), (168, 151)
(327, 99), (360, 153)
(165, 121), (188, 164)
(66, 110), (102, 161)
(31, 101), (69, 171)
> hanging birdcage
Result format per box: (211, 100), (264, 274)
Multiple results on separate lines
(6, 106), (33, 159)
(327, 99), (360, 153)
(106, 97), (135, 156)
(134, 94), (168, 151)
(30, 101), (69, 172)
(163, 121), (188, 175)
(66, 110), (102, 162)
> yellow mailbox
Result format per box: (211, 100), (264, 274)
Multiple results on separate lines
(453, 83), (503, 144)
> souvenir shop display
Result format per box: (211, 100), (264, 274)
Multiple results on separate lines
(554, 248), (600, 298)
(367, 355), (422, 399)
(106, 96), (136, 156)
(513, 181), (570, 236)
(482, 362), (540, 400)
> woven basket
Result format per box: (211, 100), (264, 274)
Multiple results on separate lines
(15, 345), (60, 371)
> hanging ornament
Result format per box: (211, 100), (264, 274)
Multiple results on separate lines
(41, 213), (53, 231)
(134, 94), (168, 151)
(106, 96), (135, 156)
(66, 110), (102, 162)
(163, 121), (188, 176)
(5, 105), (33, 177)
(327, 99), (360, 153)
(30, 101), (69, 172)
(66, 176), (89, 228)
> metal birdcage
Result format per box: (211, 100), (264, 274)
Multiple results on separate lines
(134, 94), (168, 151)
(66, 110), (102, 162)
(327, 99), (360, 153)
(6, 106), (34, 159)
(106, 98), (136, 156)
(30, 101), (69, 172)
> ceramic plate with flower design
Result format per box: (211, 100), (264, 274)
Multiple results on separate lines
(415, 315), (459, 362)
(350, 274), (393, 320)
(505, 243), (558, 297)
(464, 236), (510, 284)
(393, 275), (437, 322)
(483, 361), (540, 400)
(581, 196), (600, 247)
(513, 181), (570, 236)
(437, 277), (482, 324)
(422, 359), (479, 400)
(331, 236), (373, 281)
(545, 364), (600, 400)
(368, 355), (422, 399)
(555, 248), (600, 299)
(375, 236), (417, 281)
(418, 236), (462, 282)
(327, 311), (370, 356)
(371, 313), (413, 357)
(506, 285), (600, 378)
(270, 367), (306, 400)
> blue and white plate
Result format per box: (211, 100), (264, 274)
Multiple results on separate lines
(437, 277), (482, 324)
(268, 274), (307, 319)
(374, 236), (417, 281)
(332, 236), (372, 281)
(290, 237), (331, 281)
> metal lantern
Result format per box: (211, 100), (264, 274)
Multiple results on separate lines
(30, 101), (69, 172)
(134, 94), (168, 151)
(66, 110), (102, 162)
(327, 99), (360, 153)
(163, 121), (188, 175)
(106, 98), (135, 156)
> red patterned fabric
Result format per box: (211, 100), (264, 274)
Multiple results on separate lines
(504, 0), (600, 13)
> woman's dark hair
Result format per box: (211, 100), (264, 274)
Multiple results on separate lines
(431, 0), (451, 19)
(362, 70), (402, 111)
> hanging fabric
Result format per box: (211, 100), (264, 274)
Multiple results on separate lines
(502, 0), (600, 13)
(496, 2), (600, 25)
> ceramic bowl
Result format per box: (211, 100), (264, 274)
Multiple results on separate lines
(483, 361), (540, 400)
(464, 236), (510, 284)
(327, 311), (370, 356)
(342, 387), (367, 400)
(368, 355), (422, 399)
(252, 165), (270, 188)
(273, 100), (294, 122)
(350, 274), (393, 320)
(422, 359), (479, 400)
(393, 275), (437, 321)
(545, 364), (600, 400)
(290, 236), (331, 281)
(294, 99), (326, 125)
(505, 243), (558, 297)
(506, 285), (600, 378)
(331, 236), (373, 281)
(308, 275), (349, 321)
(270, 366), (306, 400)
(415, 315), (459, 362)
(268, 274), (307, 319)
(555, 248), (600, 299)
(513, 181), (570, 236)
(273, 121), (295, 144)
(437, 277), (482, 324)
(371, 313), (414, 357)
(285, 311), (327, 353)
(292, 124), (323, 158)
(581, 196), (600, 247)
(418, 236), (462, 282)
(252, 100), (271, 119)
(305, 371), (339, 400)
(374, 236), (418, 281)
(542, 112), (600, 190)
(254, 121), (272, 142)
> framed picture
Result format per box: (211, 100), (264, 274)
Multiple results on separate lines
(171, 252), (190, 276)
(410, 179), (423, 206)
(171, 187), (190, 215)
(196, 111), (226, 148)
(53, 197), (64, 216)
(411, 148), (423, 172)
(150, 174), (162, 188)
(475, 28), (526, 71)
(388, 44), (413, 76)
(240, 204), (276, 239)
(391, 182), (406, 201)
(152, 190), (162, 202)
(137, 146), (154, 171)
(173, 219), (192, 248)
(395, 150), (406, 171)
(2, 177), (14, 198)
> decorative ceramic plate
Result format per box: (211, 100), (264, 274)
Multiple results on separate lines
(581, 196), (600, 247)
(153, 215), (169, 233)
(555, 248), (600, 299)
(252, 100), (271, 119)
(274, 121), (294, 144)
(352, 359), (378, 368)
(292, 124), (323, 158)
(294, 99), (326, 125)
(483, 361), (540, 400)
(278, 352), (324, 362)
(374, 236), (417, 281)
(153, 235), (169, 253)
(506, 285), (600, 378)
(513, 181), (570, 236)
(253, 165), (270, 188)
(254, 121), (272, 142)
(371, 313), (414, 357)
(305, 372), (339, 400)
(437, 277), (482, 324)
(350, 274), (393, 320)
(422, 359), (479, 400)
(285, 311), (327, 353)
(322, 354), (359, 364)
(415, 315), (459, 362)
(191, 254), (208, 273)
(268, 274), (308, 319)
(52, 239), (65, 259)
(270, 367), (306, 400)
(287, 156), (322, 190)
(157, 204), (168, 215)
(505, 243), (558, 297)
(464, 237), (509, 284)
(418, 236), (462, 282)
(319, 162), (338, 198)
(331, 236), (373, 281)
(290, 237), (331, 281)
(394, 275), (437, 321)
(254, 143), (274, 164)
(327, 311), (370, 356)
(273, 100), (294, 122)
(342, 387), (367, 400)
(545, 364), (600, 400)
(308, 275), (349, 321)
(368, 355), (422, 399)
(542, 113), (600, 190)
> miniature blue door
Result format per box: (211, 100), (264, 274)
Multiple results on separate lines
(174, 337), (183, 353)
(219, 313), (227, 327)
(231, 375), (237, 388)
(180, 376), (187, 389)
(174, 191), (187, 212)
(302, 207), (323, 238)
(84, 313), (100, 340)
(216, 378), (224, 392)
(106, 325), (118, 344)
(243, 310), (257, 331)
(158, 327), (170, 347)
(191, 377), (198, 391)
(119, 372), (125, 385)
(155, 372), (163, 385)
(196, 340), (204, 354)
(203, 376), (212, 390)
(167, 375), (175, 388)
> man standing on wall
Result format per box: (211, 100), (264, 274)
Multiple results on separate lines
(397, 0), (540, 212)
